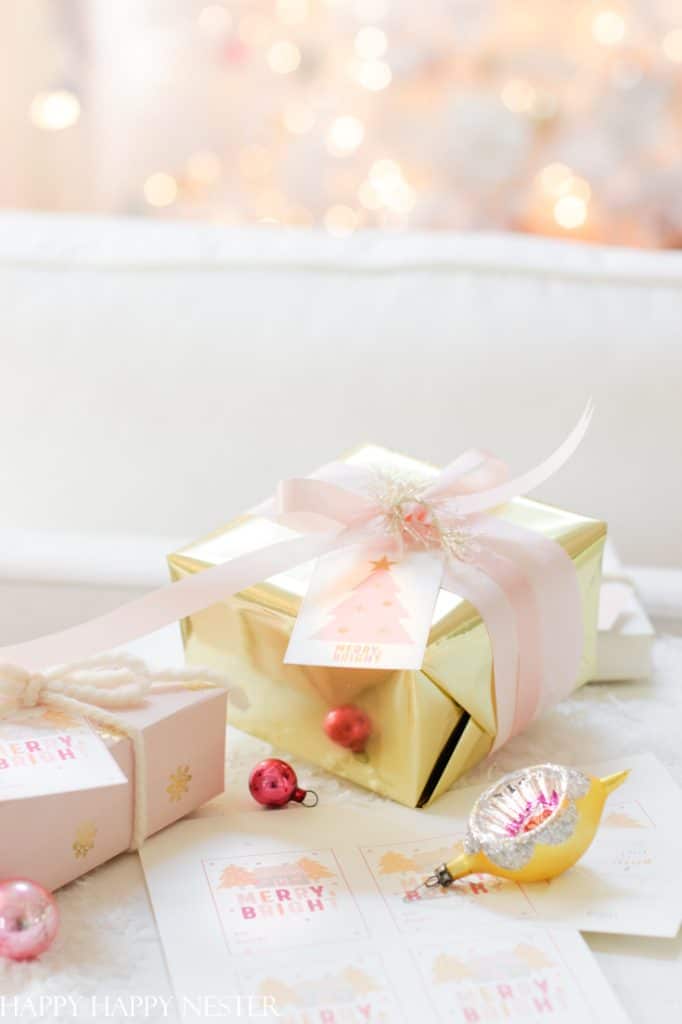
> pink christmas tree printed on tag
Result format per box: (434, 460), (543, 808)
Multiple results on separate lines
(285, 544), (444, 671)
(314, 556), (413, 646)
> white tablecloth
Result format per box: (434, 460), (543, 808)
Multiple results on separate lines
(2, 623), (681, 1024)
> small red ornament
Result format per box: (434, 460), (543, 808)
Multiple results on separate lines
(323, 705), (373, 753)
(248, 758), (318, 808)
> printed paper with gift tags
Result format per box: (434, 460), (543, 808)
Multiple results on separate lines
(137, 754), (682, 1021)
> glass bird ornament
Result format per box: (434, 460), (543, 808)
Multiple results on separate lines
(424, 763), (629, 888)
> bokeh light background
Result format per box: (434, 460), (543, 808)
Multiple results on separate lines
(3, 0), (682, 245)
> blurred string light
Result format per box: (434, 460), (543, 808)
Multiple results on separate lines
(359, 159), (416, 213)
(30, 90), (80, 131)
(267, 39), (302, 73)
(592, 9), (626, 47)
(327, 116), (365, 155)
(144, 172), (178, 207)
(553, 195), (589, 229)
(107, 0), (682, 245)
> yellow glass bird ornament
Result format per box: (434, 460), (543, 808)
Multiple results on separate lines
(424, 763), (629, 889)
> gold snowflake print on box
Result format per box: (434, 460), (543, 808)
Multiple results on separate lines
(95, 722), (128, 742)
(167, 765), (192, 802)
(73, 822), (97, 859)
(41, 708), (78, 730)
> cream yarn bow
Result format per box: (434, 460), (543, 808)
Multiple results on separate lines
(0, 652), (240, 849)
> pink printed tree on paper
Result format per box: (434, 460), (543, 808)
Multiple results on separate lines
(314, 556), (412, 644)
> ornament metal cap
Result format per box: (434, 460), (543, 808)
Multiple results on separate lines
(423, 863), (455, 888)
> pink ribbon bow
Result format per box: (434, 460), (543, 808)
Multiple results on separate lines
(0, 405), (593, 751)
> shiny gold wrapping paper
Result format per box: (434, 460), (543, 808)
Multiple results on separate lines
(168, 445), (606, 807)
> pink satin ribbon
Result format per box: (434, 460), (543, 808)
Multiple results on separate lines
(0, 404), (593, 752)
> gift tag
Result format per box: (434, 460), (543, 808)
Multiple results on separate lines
(0, 707), (127, 801)
(285, 542), (444, 670)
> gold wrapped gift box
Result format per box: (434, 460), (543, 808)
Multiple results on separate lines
(168, 445), (606, 807)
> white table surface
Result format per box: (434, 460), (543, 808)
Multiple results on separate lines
(1, 620), (681, 1024)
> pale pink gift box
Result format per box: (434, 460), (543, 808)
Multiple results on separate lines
(0, 687), (227, 891)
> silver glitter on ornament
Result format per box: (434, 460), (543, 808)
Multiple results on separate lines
(463, 764), (590, 871)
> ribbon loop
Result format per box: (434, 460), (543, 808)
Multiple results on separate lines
(275, 477), (374, 526)
(422, 448), (509, 502)
(449, 402), (594, 516)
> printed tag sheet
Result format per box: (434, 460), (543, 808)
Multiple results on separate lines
(136, 758), (682, 1021)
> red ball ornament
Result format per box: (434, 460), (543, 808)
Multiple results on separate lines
(249, 758), (318, 808)
(0, 879), (59, 961)
(323, 705), (373, 753)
